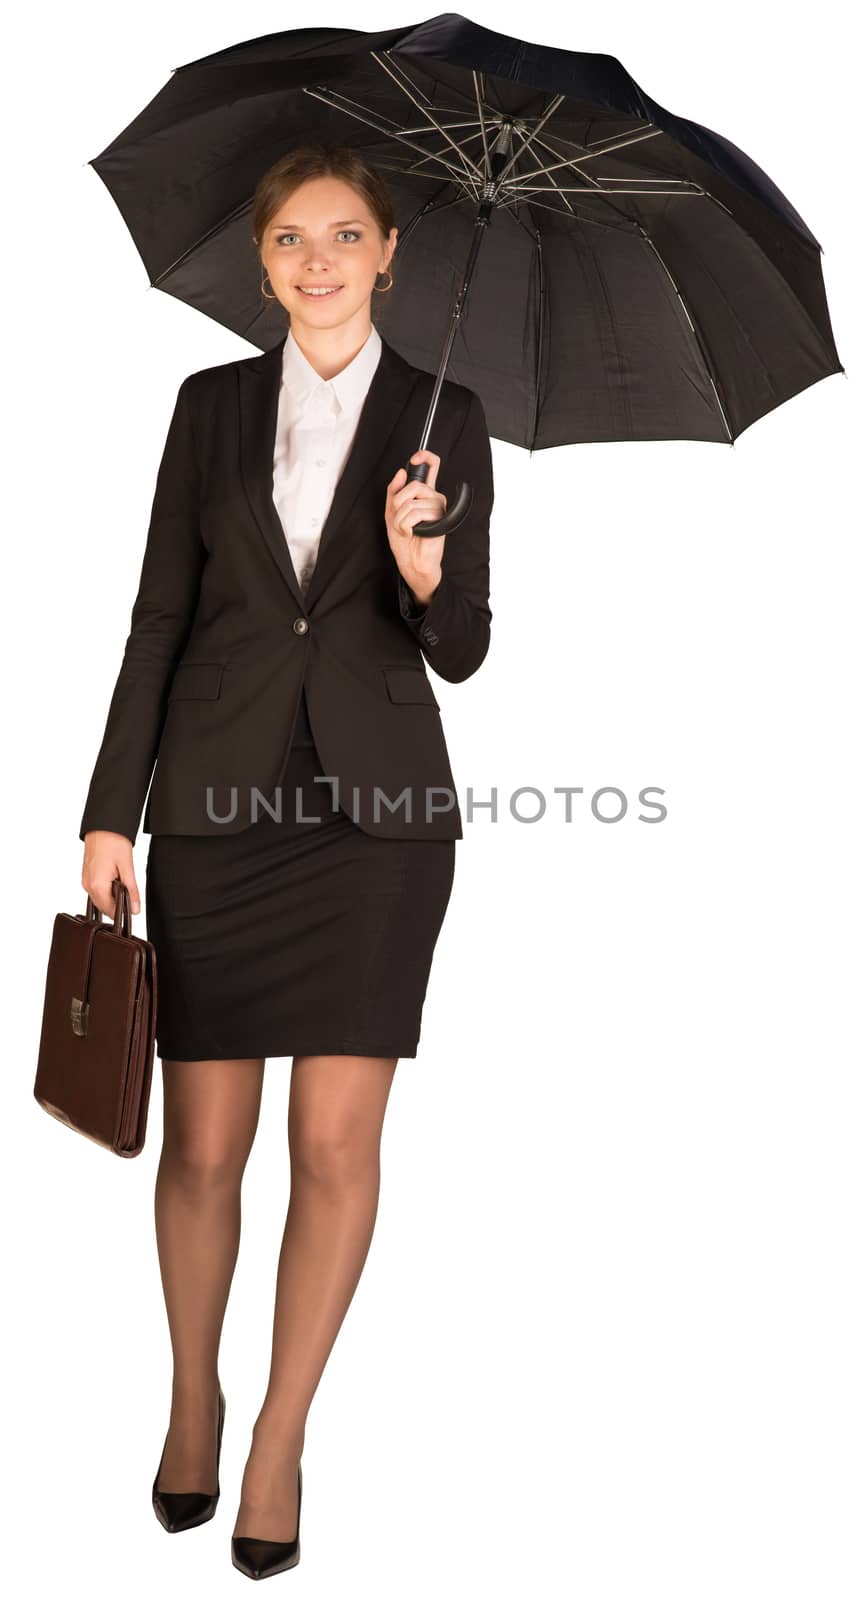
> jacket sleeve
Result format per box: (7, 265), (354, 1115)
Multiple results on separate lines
(396, 386), (494, 683)
(79, 377), (206, 844)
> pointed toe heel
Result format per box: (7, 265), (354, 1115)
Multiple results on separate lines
(152, 1385), (226, 1533)
(231, 1462), (302, 1579)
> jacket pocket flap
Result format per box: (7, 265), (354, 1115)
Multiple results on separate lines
(168, 662), (225, 701)
(383, 666), (440, 708)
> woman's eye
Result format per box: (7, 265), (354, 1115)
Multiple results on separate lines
(275, 230), (361, 245)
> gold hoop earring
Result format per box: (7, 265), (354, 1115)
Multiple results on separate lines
(373, 268), (393, 293)
(260, 269), (277, 301)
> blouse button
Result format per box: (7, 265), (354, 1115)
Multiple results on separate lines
(293, 618), (309, 635)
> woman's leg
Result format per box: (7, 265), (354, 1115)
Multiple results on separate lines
(232, 1052), (399, 1540)
(154, 1057), (266, 1492)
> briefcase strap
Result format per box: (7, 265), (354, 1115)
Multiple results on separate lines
(72, 879), (134, 1036)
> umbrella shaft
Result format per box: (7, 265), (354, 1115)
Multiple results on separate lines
(416, 194), (495, 456)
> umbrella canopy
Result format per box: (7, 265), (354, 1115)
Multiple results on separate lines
(90, 12), (843, 448)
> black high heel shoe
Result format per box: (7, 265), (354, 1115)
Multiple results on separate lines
(231, 1461), (303, 1580)
(152, 1385), (226, 1533)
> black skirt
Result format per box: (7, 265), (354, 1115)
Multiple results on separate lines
(144, 686), (456, 1061)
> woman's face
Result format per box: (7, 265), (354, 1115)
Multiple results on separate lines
(259, 175), (397, 338)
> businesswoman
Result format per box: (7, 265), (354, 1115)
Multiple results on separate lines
(79, 144), (494, 1578)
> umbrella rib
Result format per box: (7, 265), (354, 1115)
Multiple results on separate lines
(505, 120), (707, 200)
(473, 71), (493, 180)
(493, 96), (567, 189)
(530, 129), (658, 240)
(511, 134), (677, 221)
(150, 194), (254, 287)
(398, 116), (486, 134)
(529, 125), (666, 167)
(304, 82), (415, 137)
(515, 138), (579, 219)
(514, 194), (636, 234)
(373, 47), (438, 109)
(362, 154), (462, 186)
(511, 183), (705, 195)
(506, 146), (599, 190)
(399, 125), (490, 182)
(523, 129), (649, 232)
(508, 119), (662, 163)
(583, 122), (658, 151)
(499, 115), (700, 207)
(303, 85), (476, 190)
(372, 157), (475, 189)
(371, 51), (483, 183)
(575, 126), (666, 161)
(384, 186), (471, 225)
(638, 225), (734, 442)
(388, 180), (469, 259)
(531, 223), (546, 452)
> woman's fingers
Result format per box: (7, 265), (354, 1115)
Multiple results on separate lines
(406, 449), (440, 490)
(87, 880), (124, 919)
(82, 834), (141, 917)
(399, 499), (447, 534)
(116, 868), (141, 919)
(388, 449), (440, 503)
(385, 451), (447, 547)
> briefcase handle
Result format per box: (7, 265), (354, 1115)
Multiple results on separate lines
(84, 876), (132, 938)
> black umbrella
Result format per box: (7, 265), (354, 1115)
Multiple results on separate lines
(88, 12), (844, 534)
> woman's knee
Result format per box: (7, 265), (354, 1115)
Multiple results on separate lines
(160, 1131), (251, 1191)
(289, 1109), (381, 1186)
(287, 1054), (396, 1185)
(159, 1057), (264, 1187)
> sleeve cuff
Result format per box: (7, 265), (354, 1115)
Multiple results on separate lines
(397, 573), (431, 622)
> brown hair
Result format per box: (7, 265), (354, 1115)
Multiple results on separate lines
(252, 143), (396, 312)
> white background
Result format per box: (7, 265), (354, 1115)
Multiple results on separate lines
(6, 3), (862, 1595)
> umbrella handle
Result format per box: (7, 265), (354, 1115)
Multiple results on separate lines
(403, 457), (473, 537)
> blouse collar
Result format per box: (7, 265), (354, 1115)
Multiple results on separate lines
(281, 321), (382, 416)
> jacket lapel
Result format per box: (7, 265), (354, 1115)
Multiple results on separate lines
(238, 332), (419, 615)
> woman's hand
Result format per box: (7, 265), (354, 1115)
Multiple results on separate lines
(385, 449), (447, 607)
(82, 831), (141, 919)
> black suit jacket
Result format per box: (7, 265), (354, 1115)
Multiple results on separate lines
(78, 332), (494, 845)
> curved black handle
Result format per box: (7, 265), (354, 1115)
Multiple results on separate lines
(404, 458), (474, 537)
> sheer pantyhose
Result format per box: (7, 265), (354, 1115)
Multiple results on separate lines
(153, 1052), (399, 1541)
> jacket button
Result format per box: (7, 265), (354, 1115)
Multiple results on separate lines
(293, 618), (309, 635)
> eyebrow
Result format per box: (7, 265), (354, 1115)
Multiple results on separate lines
(269, 218), (367, 230)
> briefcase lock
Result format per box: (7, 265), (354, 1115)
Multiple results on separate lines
(70, 996), (90, 1036)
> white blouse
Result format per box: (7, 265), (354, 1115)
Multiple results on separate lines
(272, 322), (383, 595)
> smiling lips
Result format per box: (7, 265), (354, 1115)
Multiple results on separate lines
(297, 285), (343, 296)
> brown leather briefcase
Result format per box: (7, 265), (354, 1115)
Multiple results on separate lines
(34, 879), (158, 1157)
